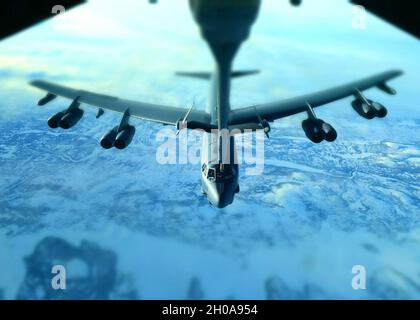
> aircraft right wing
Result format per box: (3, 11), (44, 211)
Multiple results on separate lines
(30, 80), (213, 149)
(31, 80), (212, 127)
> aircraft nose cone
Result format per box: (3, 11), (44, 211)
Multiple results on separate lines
(215, 182), (224, 194)
(207, 182), (234, 209)
(209, 193), (229, 209)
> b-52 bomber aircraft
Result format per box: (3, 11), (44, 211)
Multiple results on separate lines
(31, 0), (403, 208)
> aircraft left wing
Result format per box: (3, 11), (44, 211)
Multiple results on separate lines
(228, 70), (403, 142)
(30, 80), (211, 126)
(229, 70), (403, 125)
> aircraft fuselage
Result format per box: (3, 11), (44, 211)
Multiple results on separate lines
(189, 0), (261, 207)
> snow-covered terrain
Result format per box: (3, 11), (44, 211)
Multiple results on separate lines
(0, 0), (419, 299)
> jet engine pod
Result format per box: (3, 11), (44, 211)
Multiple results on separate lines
(290, 0), (302, 6)
(371, 102), (388, 118)
(100, 126), (119, 149)
(59, 108), (84, 129)
(47, 111), (65, 129)
(351, 98), (376, 119)
(321, 122), (337, 142)
(114, 125), (136, 150)
(301, 119), (325, 143)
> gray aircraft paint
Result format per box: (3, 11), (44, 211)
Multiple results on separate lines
(30, 0), (403, 209)
(191, 0), (261, 208)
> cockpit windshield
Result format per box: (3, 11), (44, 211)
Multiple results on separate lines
(207, 167), (216, 181)
(202, 162), (234, 182)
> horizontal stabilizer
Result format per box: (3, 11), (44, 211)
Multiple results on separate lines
(231, 70), (260, 78)
(175, 70), (260, 80)
(175, 72), (212, 80)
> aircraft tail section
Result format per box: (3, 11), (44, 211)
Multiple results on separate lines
(175, 70), (260, 80)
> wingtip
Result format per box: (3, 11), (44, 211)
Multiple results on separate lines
(393, 69), (404, 76)
(29, 80), (41, 87)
